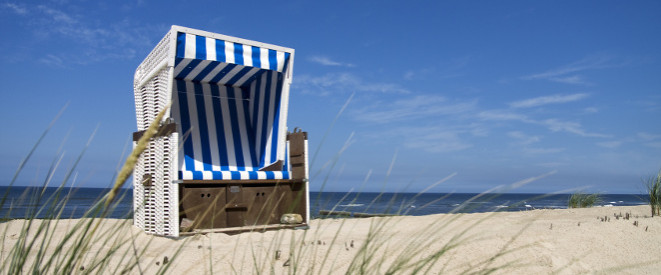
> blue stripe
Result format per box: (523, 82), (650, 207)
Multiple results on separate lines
(192, 61), (220, 82)
(225, 66), (253, 87)
(175, 79), (196, 172)
(226, 87), (246, 170)
(241, 87), (257, 167)
(215, 39), (226, 62)
(181, 171), (290, 180)
(270, 72), (284, 163)
(251, 46), (261, 68)
(176, 32), (186, 58)
(234, 43), (244, 66)
(209, 85), (230, 170)
(193, 83), (213, 172)
(283, 52), (291, 72)
(258, 72), (273, 167)
(251, 75), (261, 137)
(283, 142), (289, 172)
(195, 35), (206, 60)
(176, 58), (202, 79)
(209, 63), (237, 83)
(268, 49), (277, 71)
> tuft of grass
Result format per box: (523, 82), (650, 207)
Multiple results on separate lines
(567, 192), (601, 208)
(0, 105), (183, 274)
(644, 169), (661, 217)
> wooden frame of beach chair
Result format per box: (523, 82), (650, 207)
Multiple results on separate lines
(132, 26), (309, 237)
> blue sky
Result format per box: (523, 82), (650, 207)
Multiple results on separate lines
(1, 1), (659, 194)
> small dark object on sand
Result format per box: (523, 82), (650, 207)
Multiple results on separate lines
(275, 250), (281, 260)
(283, 258), (290, 267)
(163, 256), (169, 265)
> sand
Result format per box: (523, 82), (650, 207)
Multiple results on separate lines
(1, 205), (660, 274)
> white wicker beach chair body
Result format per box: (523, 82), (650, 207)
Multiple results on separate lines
(132, 26), (309, 237)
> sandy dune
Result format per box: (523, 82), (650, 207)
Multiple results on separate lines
(1, 205), (659, 274)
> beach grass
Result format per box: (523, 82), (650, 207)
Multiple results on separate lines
(567, 192), (601, 208)
(2, 99), (658, 274)
(645, 169), (661, 217)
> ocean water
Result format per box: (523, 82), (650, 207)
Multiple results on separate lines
(0, 186), (648, 220)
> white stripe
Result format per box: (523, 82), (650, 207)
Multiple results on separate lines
(216, 66), (243, 85)
(221, 171), (231, 179)
(263, 71), (277, 164)
(185, 82), (204, 171)
(182, 171), (194, 180)
(224, 41), (235, 64)
(257, 172), (266, 180)
(184, 34), (196, 59)
(276, 51), (285, 71)
(260, 48), (269, 70)
(202, 170), (213, 180)
(206, 37), (216, 61)
(232, 87), (253, 169)
(239, 171), (249, 180)
(218, 86), (237, 171)
(173, 58), (192, 77)
(202, 84), (220, 171)
(186, 60), (212, 80)
(201, 62), (228, 83)
(233, 67), (260, 87)
(243, 45), (252, 67)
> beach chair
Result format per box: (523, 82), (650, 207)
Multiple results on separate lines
(132, 26), (309, 237)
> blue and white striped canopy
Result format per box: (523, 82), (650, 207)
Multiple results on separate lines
(171, 30), (293, 180)
(174, 32), (291, 86)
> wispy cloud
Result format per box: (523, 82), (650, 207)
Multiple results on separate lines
(3, 3), (162, 65)
(308, 56), (355, 67)
(294, 72), (410, 96)
(540, 119), (610, 138)
(3, 2), (27, 14)
(522, 55), (616, 85)
(508, 131), (564, 154)
(509, 93), (589, 108)
(478, 110), (610, 138)
(638, 132), (661, 149)
(353, 95), (476, 124)
(508, 131), (540, 145)
(376, 125), (475, 153)
(597, 141), (623, 148)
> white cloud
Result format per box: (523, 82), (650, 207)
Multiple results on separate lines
(522, 55), (615, 85)
(509, 93), (589, 108)
(637, 132), (661, 141)
(540, 119), (610, 138)
(583, 107), (598, 114)
(353, 95), (476, 124)
(4, 4), (162, 65)
(294, 73), (410, 96)
(596, 141), (622, 148)
(477, 110), (530, 122)
(378, 126), (474, 153)
(3, 3), (27, 14)
(524, 147), (565, 154)
(508, 131), (540, 145)
(308, 56), (354, 67)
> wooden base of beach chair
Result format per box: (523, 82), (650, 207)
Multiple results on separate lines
(178, 180), (307, 232)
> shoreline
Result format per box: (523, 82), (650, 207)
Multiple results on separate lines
(1, 205), (660, 274)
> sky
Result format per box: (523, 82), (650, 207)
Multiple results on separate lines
(0, 1), (660, 194)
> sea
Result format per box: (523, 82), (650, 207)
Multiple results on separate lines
(0, 186), (649, 220)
